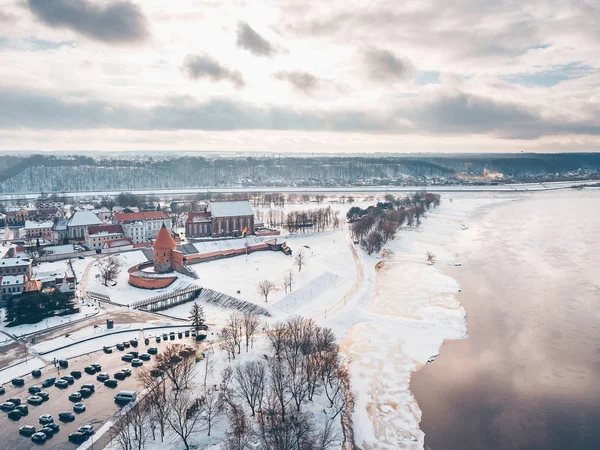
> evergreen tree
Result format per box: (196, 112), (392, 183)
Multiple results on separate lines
(188, 302), (205, 331)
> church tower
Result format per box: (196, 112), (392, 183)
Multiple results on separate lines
(153, 224), (177, 273)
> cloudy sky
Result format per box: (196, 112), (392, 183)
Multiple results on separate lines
(0, 0), (599, 153)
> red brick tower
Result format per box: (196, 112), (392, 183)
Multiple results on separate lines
(153, 224), (177, 273)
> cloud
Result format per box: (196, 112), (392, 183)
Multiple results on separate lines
(364, 48), (414, 81)
(181, 54), (245, 88)
(275, 71), (319, 93)
(27, 0), (149, 44)
(0, 11), (16, 23)
(236, 22), (274, 56)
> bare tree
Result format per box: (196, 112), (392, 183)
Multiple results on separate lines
(128, 396), (150, 450)
(242, 311), (260, 351)
(111, 411), (133, 450)
(257, 279), (278, 303)
(283, 269), (295, 293)
(98, 256), (121, 286)
(268, 357), (291, 422)
(165, 391), (205, 450)
(219, 326), (237, 362)
(426, 251), (436, 265)
(294, 250), (306, 272)
(267, 321), (288, 358)
(234, 360), (266, 416)
(154, 344), (196, 392)
(201, 386), (224, 436)
(225, 405), (252, 450)
(136, 368), (168, 441)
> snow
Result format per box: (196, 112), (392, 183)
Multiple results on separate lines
(68, 210), (103, 227)
(192, 235), (266, 254)
(0, 357), (46, 385)
(208, 200), (254, 217)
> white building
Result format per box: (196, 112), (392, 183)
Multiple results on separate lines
(0, 258), (32, 277)
(86, 224), (125, 250)
(113, 211), (170, 244)
(0, 274), (24, 304)
(23, 220), (54, 241)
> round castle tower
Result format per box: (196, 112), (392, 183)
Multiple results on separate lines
(153, 223), (177, 273)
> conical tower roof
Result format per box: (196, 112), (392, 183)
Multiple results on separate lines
(153, 224), (176, 250)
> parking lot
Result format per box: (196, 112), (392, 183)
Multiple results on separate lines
(0, 330), (203, 450)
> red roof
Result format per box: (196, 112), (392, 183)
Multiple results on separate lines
(153, 224), (177, 250)
(114, 211), (169, 223)
(87, 224), (124, 235)
(105, 238), (133, 248)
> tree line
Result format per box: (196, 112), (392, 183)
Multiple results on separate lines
(4, 291), (76, 326)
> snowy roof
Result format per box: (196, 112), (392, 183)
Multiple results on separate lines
(43, 244), (75, 255)
(68, 211), (103, 227)
(25, 221), (54, 230)
(114, 211), (169, 223)
(99, 207), (111, 212)
(0, 258), (31, 267)
(207, 201), (253, 218)
(1, 275), (24, 285)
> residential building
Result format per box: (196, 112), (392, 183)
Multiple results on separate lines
(35, 201), (64, 210)
(52, 219), (69, 243)
(23, 221), (54, 241)
(68, 211), (103, 240)
(114, 211), (170, 244)
(96, 207), (112, 221)
(34, 208), (64, 221)
(0, 274), (24, 304)
(185, 200), (255, 238)
(86, 224), (124, 250)
(0, 258), (32, 277)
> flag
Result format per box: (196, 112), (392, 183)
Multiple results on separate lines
(242, 227), (247, 237)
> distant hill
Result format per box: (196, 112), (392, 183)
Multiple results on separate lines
(0, 153), (599, 194)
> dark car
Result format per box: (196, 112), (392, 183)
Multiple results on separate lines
(54, 380), (69, 389)
(178, 332), (183, 339)
(185, 330), (190, 337)
(31, 432), (48, 444)
(68, 432), (88, 444)
(121, 368), (132, 377)
(46, 423), (60, 433)
(16, 404), (29, 415)
(58, 411), (75, 422)
(68, 392), (82, 402)
(61, 375), (75, 384)
(70, 370), (82, 379)
(144, 338), (150, 345)
(1, 401), (16, 411)
(96, 373), (110, 382)
(19, 425), (37, 437)
(84, 366), (96, 375)
(0, 386), (5, 395)
(28, 396), (43, 405)
(37, 391), (50, 401)
(91, 363), (102, 372)
(79, 388), (93, 398)
(130, 339), (138, 348)
(81, 384), (95, 392)
(162, 333), (168, 340)
(127, 351), (139, 358)
(58, 359), (68, 368)
(28, 386), (41, 395)
(104, 379), (118, 388)
(155, 336), (161, 343)
(131, 359), (143, 367)
(139, 353), (151, 361)
(8, 409), (23, 420)
(121, 354), (134, 363)
(123, 341), (130, 348)
(41, 377), (56, 388)
(116, 343), (125, 351)
(11, 378), (25, 387)
(8, 397), (21, 406)
(38, 414), (53, 424)
(169, 333), (175, 341)
(31, 369), (42, 378)
(103, 346), (113, 354)
(148, 347), (158, 355)
(114, 371), (127, 380)
(78, 424), (94, 437)
(39, 426), (55, 438)
(73, 403), (86, 413)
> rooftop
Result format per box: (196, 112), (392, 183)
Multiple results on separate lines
(153, 224), (177, 250)
(68, 211), (103, 228)
(87, 224), (123, 235)
(114, 211), (169, 223)
(207, 200), (254, 218)
(1, 275), (24, 285)
(24, 220), (54, 230)
(0, 258), (31, 267)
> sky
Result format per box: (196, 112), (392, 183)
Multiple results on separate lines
(0, 0), (599, 153)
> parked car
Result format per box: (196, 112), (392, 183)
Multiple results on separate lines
(11, 378), (25, 387)
(37, 391), (49, 401)
(31, 370), (42, 378)
(54, 380), (69, 389)
(68, 432), (87, 444)
(121, 354), (134, 363)
(19, 425), (37, 437)
(38, 414), (53, 424)
(130, 339), (138, 348)
(8, 397), (21, 405)
(103, 346), (113, 354)
(78, 424), (94, 437)
(131, 359), (143, 367)
(104, 379), (118, 388)
(70, 370), (82, 379)
(73, 403), (86, 413)
(127, 351), (139, 358)
(84, 366), (96, 375)
(116, 343), (125, 351)
(144, 338), (149, 345)
(79, 388), (93, 398)
(58, 360), (68, 368)
(46, 423), (60, 433)
(41, 378), (56, 388)
(155, 336), (161, 343)
(169, 333), (175, 341)
(39, 426), (56, 438)
(96, 373), (110, 382)
(28, 386), (41, 395)
(139, 353), (151, 361)
(8, 409), (23, 420)
(68, 392), (82, 402)
(1, 401), (16, 411)
(31, 432), (47, 444)
(162, 333), (168, 340)
(61, 375), (75, 384)
(114, 371), (127, 380)
(16, 405), (29, 415)
(121, 368), (132, 377)
(123, 341), (130, 348)
(114, 390), (136, 404)
(28, 396), (43, 406)
(178, 332), (183, 339)
(147, 347), (158, 355)
(58, 411), (75, 422)
(0, 386), (5, 395)
(81, 384), (95, 392)
(91, 363), (102, 372)
(185, 330), (190, 337)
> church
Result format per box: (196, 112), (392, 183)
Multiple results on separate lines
(185, 200), (254, 239)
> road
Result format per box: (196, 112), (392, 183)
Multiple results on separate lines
(0, 332), (203, 450)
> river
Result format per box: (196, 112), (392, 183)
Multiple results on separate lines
(410, 189), (600, 450)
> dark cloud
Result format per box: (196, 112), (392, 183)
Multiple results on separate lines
(275, 71), (319, 93)
(364, 48), (414, 81)
(27, 0), (149, 44)
(181, 54), (244, 88)
(236, 22), (274, 56)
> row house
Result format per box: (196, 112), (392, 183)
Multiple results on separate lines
(185, 200), (255, 238)
(86, 224), (125, 250)
(22, 221), (54, 241)
(5, 207), (36, 225)
(113, 211), (170, 244)
(0, 258), (32, 277)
